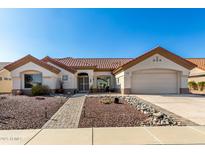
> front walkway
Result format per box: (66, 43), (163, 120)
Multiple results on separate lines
(1, 126), (205, 145)
(42, 94), (85, 129)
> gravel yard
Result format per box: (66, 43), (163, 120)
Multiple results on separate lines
(78, 97), (149, 128)
(0, 95), (67, 130)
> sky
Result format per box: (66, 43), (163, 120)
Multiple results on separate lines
(0, 8), (205, 62)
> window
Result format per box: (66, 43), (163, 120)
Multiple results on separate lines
(24, 73), (42, 88)
(62, 75), (68, 81)
(0, 77), (2, 81)
(4, 77), (8, 80)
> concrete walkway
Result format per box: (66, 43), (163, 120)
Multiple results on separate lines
(137, 94), (205, 125)
(1, 126), (205, 145)
(42, 94), (85, 129)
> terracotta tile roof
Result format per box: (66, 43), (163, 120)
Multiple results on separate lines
(55, 57), (133, 70)
(5, 55), (60, 74)
(186, 58), (205, 71)
(42, 56), (77, 73)
(55, 57), (96, 68)
(77, 58), (133, 70)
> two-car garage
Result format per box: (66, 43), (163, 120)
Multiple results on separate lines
(131, 69), (178, 94)
(114, 47), (196, 94)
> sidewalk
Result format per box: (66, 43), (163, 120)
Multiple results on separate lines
(1, 126), (205, 145)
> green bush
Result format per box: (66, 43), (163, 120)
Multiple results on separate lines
(198, 82), (205, 91)
(32, 85), (50, 96)
(100, 97), (113, 104)
(188, 81), (198, 90)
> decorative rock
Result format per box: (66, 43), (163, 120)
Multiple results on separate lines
(0, 96), (7, 100)
(124, 96), (183, 126)
(177, 121), (182, 126)
(173, 121), (177, 125)
(153, 112), (164, 118)
(143, 111), (149, 114)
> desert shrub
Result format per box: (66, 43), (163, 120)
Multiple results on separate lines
(188, 81), (198, 90)
(100, 97), (113, 104)
(32, 85), (50, 96)
(198, 82), (205, 91)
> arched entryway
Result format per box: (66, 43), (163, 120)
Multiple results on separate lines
(78, 73), (89, 92)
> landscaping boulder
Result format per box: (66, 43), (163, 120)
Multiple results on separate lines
(124, 96), (183, 126)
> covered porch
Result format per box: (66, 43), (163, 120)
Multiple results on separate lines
(76, 70), (116, 93)
(92, 72), (115, 93)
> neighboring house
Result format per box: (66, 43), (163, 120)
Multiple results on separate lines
(3, 46), (196, 95)
(186, 58), (205, 83)
(0, 62), (12, 93)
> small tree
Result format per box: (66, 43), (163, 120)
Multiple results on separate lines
(198, 82), (205, 91)
(188, 81), (198, 90)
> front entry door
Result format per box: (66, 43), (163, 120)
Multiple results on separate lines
(78, 76), (89, 92)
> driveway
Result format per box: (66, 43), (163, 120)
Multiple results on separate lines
(137, 94), (205, 125)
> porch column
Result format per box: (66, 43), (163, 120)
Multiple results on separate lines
(123, 71), (131, 94)
(180, 72), (190, 94)
(93, 76), (97, 89)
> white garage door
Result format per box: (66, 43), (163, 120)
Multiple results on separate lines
(131, 69), (178, 94)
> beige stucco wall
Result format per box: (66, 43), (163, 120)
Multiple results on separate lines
(0, 69), (12, 93)
(10, 62), (59, 90)
(47, 62), (76, 89)
(189, 67), (205, 76)
(115, 71), (125, 90)
(9, 61), (115, 92)
(188, 77), (205, 82)
(188, 67), (205, 83)
(115, 54), (190, 92)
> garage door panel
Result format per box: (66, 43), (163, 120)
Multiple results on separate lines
(131, 70), (178, 94)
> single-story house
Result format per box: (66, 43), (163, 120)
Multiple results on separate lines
(0, 62), (12, 93)
(186, 58), (205, 83)
(2, 46), (197, 95)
